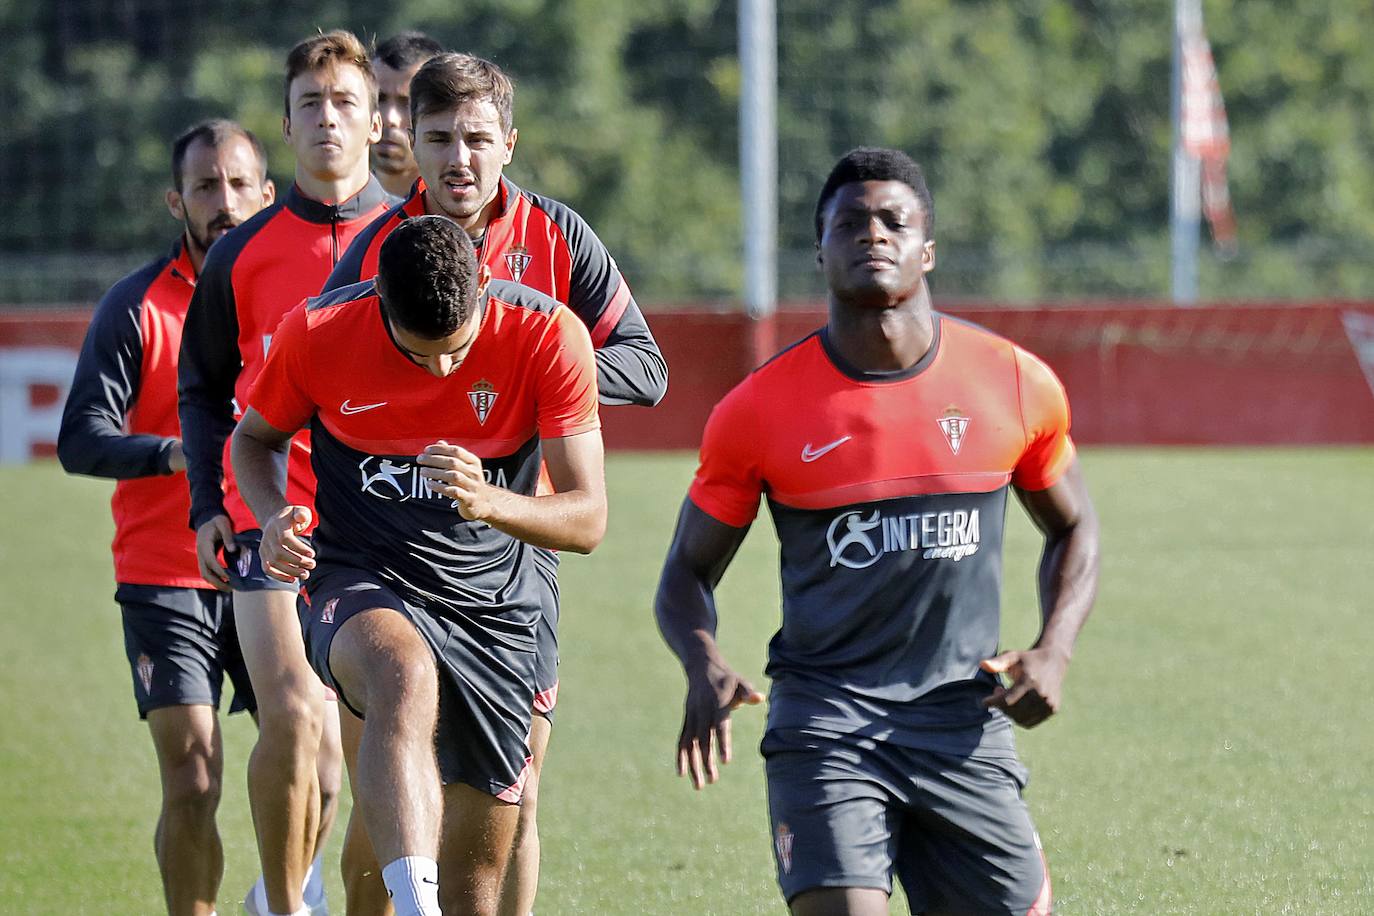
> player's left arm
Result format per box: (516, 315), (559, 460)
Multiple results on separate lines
(983, 461), (1100, 727)
(417, 431), (607, 554)
(983, 346), (1100, 727)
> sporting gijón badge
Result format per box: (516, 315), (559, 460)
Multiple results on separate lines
(504, 246), (532, 283)
(468, 379), (498, 425)
(937, 405), (971, 454)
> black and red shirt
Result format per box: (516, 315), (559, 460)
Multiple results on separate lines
(246, 278), (599, 622)
(324, 177), (666, 407)
(178, 179), (394, 534)
(58, 240), (206, 588)
(690, 315), (1076, 753)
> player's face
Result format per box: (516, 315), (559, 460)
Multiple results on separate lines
(413, 100), (517, 231)
(387, 307), (483, 379)
(167, 136), (274, 260)
(818, 180), (935, 307)
(283, 63), (382, 182)
(371, 59), (424, 178)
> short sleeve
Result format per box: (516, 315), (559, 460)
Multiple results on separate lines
(534, 307), (601, 439)
(246, 302), (316, 433)
(687, 382), (764, 528)
(1012, 346), (1076, 491)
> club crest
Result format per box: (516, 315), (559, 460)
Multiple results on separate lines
(320, 597), (338, 625)
(136, 653), (154, 694)
(504, 246), (532, 283)
(469, 379), (499, 425)
(775, 822), (794, 874)
(937, 405), (971, 455)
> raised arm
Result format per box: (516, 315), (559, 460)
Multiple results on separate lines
(982, 458), (1100, 727)
(655, 500), (763, 789)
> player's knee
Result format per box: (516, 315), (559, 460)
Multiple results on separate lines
(373, 646), (438, 708)
(163, 755), (221, 820)
(256, 688), (325, 749)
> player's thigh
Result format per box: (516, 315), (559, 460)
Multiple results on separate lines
(438, 780), (520, 883)
(232, 587), (314, 689)
(763, 731), (899, 905)
(898, 753), (1049, 916)
(329, 606), (437, 718)
(118, 584), (226, 718)
(790, 886), (890, 916)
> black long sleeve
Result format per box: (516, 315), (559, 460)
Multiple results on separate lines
(58, 261), (178, 479)
(177, 238), (243, 530)
(594, 299), (669, 407)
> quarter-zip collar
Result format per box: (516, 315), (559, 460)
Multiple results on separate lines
(167, 237), (198, 288)
(283, 175), (391, 223)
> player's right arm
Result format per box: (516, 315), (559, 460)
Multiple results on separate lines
(232, 305), (318, 583)
(177, 242), (244, 587)
(58, 266), (184, 479)
(654, 386), (767, 790)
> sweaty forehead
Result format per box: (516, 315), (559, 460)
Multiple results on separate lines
(289, 62), (370, 102)
(416, 99), (504, 133)
(181, 136), (261, 180)
(374, 61), (419, 97)
(830, 179), (922, 214)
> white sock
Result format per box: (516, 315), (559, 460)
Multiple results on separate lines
(248, 877), (309, 916)
(381, 856), (441, 916)
(303, 852), (326, 904)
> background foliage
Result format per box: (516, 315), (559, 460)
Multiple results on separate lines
(3, 0), (1373, 304)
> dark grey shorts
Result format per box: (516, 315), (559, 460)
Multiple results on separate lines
(762, 729), (1051, 914)
(531, 547), (559, 720)
(302, 563), (536, 803)
(118, 583), (256, 720)
(226, 529), (303, 593)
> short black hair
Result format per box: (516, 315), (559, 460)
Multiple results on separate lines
(377, 216), (479, 338)
(814, 147), (934, 242)
(373, 31), (444, 71)
(171, 119), (267, 192)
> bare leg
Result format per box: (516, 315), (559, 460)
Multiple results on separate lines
(339, 703), (394, 916)
(315, 696), (343, 851)
(235, 588), (325, 914)
(328, 607), (441, 866)
(498, 714), (551, 916)
(439, 781), (520, 916)
(790, 887), (890, 916)
(148, 704), (223, 916)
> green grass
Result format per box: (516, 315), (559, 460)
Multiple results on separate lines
(1, 448), (1372, 914)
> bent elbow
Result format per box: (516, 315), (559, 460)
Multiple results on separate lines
(56, 432), (94, 476)
(566, 508), (608, 555)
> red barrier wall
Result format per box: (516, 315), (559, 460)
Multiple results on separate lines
(5, 303), (1374, 461)
(602, 302), (1374, 448)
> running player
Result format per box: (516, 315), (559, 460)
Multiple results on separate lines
(370, 31), (444, 198)
(177, 29), (391, 916)
(231, 215), (606, 916)
(324, 51), (666, 915)
(57, 119), (273, 916)
(655, 148), (1101, 915)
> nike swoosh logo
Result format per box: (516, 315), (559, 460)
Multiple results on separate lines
(340, 399), (388, 415)
(801, 436), (852, 462)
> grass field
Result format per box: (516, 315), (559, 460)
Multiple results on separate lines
(1, 448), (1372, 914)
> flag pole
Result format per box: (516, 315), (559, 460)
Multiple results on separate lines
(1170, 0), (1202, 304)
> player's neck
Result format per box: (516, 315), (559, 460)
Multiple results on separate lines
(181, 230), (207, 276)
(826, 288), (935, 373)
(294, 164), (372, 207)
(377, 166), (418, 199)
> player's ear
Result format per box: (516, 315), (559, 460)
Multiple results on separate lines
(815, 240), (824, 271)
(165, 188), (185, 222)
(503, 127), (517, 166)
(261, 178), (277, 207)
(475, 263), (492, 297)
(281, 115), (292, 146)
(369, 109), (383, 144)
(922, 240), (936, 274)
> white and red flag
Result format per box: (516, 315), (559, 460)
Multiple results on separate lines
(1180, 7), (1236, 252)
